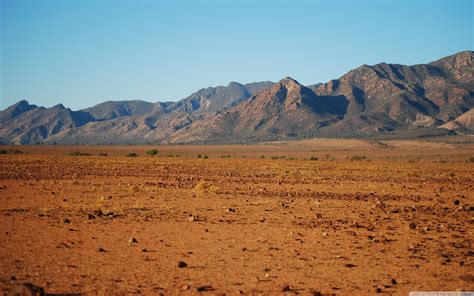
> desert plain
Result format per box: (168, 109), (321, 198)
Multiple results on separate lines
(0, 138), (473, 295)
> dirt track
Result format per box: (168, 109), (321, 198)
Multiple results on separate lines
(0, 141), (473, 295)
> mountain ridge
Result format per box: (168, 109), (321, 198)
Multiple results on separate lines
(1, 51), (472, 144)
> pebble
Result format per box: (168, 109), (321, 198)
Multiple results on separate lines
(128, 238), (138, 245)
(391, 278), (397, 285)
(98, 247), (106, 252)
(282, 285), (291, 292)
(409, 222), (417, 230)
(178, 261), (188, 268)
(63, 218), (71, 224)
(375, 287), (382, 293)
(453, 199), (460, 206)
(196, 285), (213, 292)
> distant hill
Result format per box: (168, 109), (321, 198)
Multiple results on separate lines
(1, 51), (472, 144)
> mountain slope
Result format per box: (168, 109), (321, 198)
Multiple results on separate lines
(0, 102), (95, 144)
(312, 51), (474, 135)
(168, 77), (347, 143)
(0, 51), (472, 144)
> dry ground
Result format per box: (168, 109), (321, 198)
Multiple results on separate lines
(0, 139), (473, 295)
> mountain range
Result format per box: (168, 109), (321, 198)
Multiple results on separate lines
(1, 51), (473, 145)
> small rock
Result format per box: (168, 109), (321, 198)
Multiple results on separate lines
(226, 208), (236, 213)
(196, 285), (213, 292)
(391, 278), (397, 285)
(10, 275), (16, 280)
(141, 248), (148, 252)
(282, 285), (291, 292)
(181, 284), (190, 290)
(128, 238), (138, 245)
(322, 232), (329, 237)
(409, 222), (417, 230)
(260, 217), (266, 222)
(178, 261), (188, 268)
(87, 214), (95, 220)
(98, 247), (106, 252)
(188, 216), (197, 222)
(375, 287), (382, 293)
(453, 199), (460, 206)
(63, 218), (71, 224)
(345, 263), (356, 268)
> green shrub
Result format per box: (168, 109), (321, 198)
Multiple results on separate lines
(146, 149), (159, 156)
(70, 151), (91, 156)
(350, 155), (366, 161)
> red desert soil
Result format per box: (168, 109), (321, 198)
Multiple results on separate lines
(0, 139), (473, 295)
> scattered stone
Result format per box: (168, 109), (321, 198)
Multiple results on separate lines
(322, 232), (329, 237)
(453, 199), (460, 206)
(22, 283), (45, 295)
(98, 247), (106, 252)
(282, 285), (291, 292)
(391, 278), (397, 285)
(226, 208), (236, 213)
(178, 261), (188, 268)
(260, 217), (266, 222)
(345, 230), (357, 236)
(141, 247), (148, 252)
(345, 263), (356, 268)
(87, 214), (96, 220)
(375, 287), (382, 293)
(409, 222), (417, 230)
(63, 218), (71, 224)
(196, 285), (213, 292)
(128, 238), (138, 245)
(10, 276), (16, 280)
(181, 284), (190, 290)
(188, 215), (198, 222)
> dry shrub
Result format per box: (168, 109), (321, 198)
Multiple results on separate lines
(194, 181), (220, 193)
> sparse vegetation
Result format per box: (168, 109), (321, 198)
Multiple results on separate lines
(98, 152), (108, 157)
(350, 155), (367, 161)
(126, 152), (138, 157)
(469, 156), (474, 163)
(0, 149), (23, 155)
(70, 151), (91, 156)
(146, 149), (159, 156)
(310, 156), (318, 161)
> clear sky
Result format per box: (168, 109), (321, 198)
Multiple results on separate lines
(1, 0), (472, 110)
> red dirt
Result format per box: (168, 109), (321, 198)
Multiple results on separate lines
(0, 141), (473, 295)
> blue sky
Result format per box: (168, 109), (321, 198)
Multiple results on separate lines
(1, 0), (472, 110)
